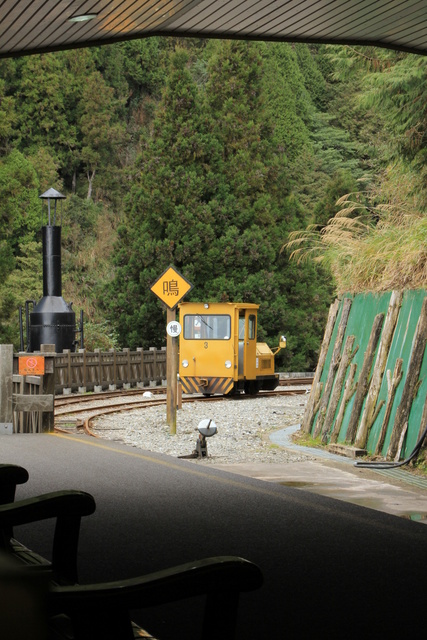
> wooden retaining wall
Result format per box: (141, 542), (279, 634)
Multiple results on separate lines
(302, 290), (427, 460)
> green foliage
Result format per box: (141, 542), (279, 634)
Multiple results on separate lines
(79, 70), (125, 199)
(286, 162), (427, 294)
(359, 54), (427, 164)
(16, 55), (71, 163)
(0, 241), (16, 344)
(106, 41), (334, 369)
(294, 44), (328, 111)
(314, 170), (359, 227)
(0, 150), (40, 249)
(261, 43), (312, 164)
(120, 39), (166, 101)
(7, 240), (43, 305)
(0, 78), (16, 153)
(287, 46), (427, 297)
(0, 41), (423, 369)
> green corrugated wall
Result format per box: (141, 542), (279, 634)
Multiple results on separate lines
(314, 290), (427, 458)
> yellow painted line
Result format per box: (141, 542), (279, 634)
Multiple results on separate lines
(48, 431), (285, 498)
(46, 433), (414, 535)
(47, 432), (337, 513)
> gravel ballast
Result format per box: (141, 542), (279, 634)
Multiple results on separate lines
(91, 393), (314, 465)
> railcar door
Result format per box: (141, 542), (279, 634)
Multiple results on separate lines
(238, 310), (257, 380)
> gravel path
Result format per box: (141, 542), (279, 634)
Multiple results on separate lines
(91, 393), (314, 465)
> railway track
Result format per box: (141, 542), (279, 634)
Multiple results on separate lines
(54, 384), (311, 435)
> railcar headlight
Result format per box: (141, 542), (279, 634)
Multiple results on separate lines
(182, 360), (189, 368)
(225, 360), (232, 369)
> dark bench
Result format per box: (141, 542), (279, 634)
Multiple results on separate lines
(0, 464), (263, 639)
(0, 463), (96, 585)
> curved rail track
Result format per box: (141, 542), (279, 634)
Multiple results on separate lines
(54, 380), (311, 436)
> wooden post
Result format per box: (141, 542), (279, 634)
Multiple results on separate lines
(355, 291), (402, 449)
(137, 348), (143, 386)
(166, 308), (178, 434)
(112, 349), (117, 386)
(40, 344), (55, 433)
(321, 335), (358, 443)
(177, 381), (182, 409)
(345, 312), (384, 443)
(125, 348), (131, 384)
(96, 349), (102, 385)
(388, 297), (427, 459)
(0, 344), (13, 434)
(78, 349), (88, 393)
(374, 359), (403, 455)
(418, 393), (427, 447)
(14, 372), (25, 433)
(313, 297), (352, 439)
(64, 349), (71, 388)
(302, 299), (340, 433)
(330, 363), (358, 443)
(151, 347), (158, 384)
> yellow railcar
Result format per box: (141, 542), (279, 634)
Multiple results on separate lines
(178, 302), (286, 396)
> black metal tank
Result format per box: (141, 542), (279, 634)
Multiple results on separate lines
(29, 224), (77, 353)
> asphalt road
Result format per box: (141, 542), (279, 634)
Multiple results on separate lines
(3, 432), (427, 639)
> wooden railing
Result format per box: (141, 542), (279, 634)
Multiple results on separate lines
(11, 345), (55, 433)
(12, 347), (167, 396)
(5, 346), (167, 433)
(53, 348), (167, 394)
(12, 374), (53, 433)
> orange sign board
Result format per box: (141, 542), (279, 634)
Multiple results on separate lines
(19, 356), (45, 376)
(150, 265), (193, 310)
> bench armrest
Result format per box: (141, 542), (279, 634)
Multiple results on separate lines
(0, 490), (96, 583)
(0, 464), (29, 504)
(50, 556), (263, 640)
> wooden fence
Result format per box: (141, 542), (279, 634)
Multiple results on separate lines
(13, 374), (54, 433)
(0, 345), (167, 434)
(52, 347), (166, 394)
(9, 345), (56, 433)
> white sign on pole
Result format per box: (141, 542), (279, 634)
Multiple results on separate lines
(166, 321), (182, 337)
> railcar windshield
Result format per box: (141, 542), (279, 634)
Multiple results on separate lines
(183, 314), (231, 340)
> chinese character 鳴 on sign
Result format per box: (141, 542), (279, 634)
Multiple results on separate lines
(163, 280), (179, 296)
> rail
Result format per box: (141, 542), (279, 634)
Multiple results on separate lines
(5, 344), (310, 434)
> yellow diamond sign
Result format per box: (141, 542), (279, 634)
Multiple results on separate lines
(150, 265), (193, 310)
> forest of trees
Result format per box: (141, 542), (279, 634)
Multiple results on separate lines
(0, 39), (425, 370)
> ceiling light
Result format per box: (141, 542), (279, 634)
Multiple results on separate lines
(69, 14), (98, 23)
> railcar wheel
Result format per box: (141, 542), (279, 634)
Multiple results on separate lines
(226, 385), (238, 396)
(244, 381), (259, 395)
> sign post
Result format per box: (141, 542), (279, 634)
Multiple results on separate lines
(150, 266), (193, 434)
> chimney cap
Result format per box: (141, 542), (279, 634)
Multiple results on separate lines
(39, 188), (66, 200)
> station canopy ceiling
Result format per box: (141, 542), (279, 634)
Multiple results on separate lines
(0, 0), (426, 59)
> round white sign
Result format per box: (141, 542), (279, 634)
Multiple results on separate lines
(166, 321), (182, 337)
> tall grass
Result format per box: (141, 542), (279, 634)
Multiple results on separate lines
(285, 165), (427, 294)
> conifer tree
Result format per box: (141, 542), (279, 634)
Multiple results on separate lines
(106, 48), (216, 347)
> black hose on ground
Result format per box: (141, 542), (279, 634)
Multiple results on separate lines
(354, 423), (427, 469)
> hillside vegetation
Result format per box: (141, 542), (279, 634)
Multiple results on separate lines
(0, 41), (425, 370)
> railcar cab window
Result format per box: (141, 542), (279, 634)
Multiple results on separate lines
(239, 315), (256, 339)
(249, 315), (256, 339)
(183, 315), (231, 340)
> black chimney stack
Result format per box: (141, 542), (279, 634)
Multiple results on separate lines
(43, 225), (62, 297)
(26, 189), (80, 353)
